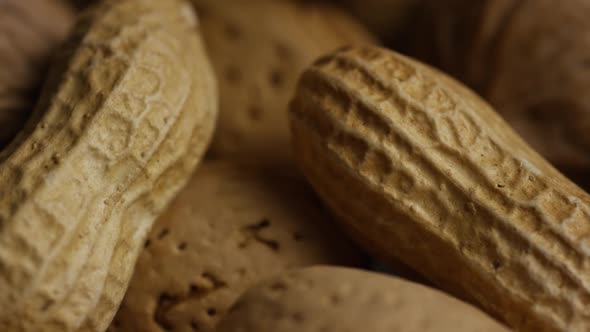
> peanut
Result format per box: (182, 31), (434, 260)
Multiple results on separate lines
(290, 46), (590, 332)
(192, 0), (374, 167)
(0, 0), (74, 148)
(217, 266), (509, 332)
(409, 0), (590, 186)
(0, 0), (217, 331)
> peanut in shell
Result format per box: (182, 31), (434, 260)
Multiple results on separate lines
(290, 46), (590, 332)
(0, 0), (217, 331)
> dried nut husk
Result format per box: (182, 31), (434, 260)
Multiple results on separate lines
(290, 46), (590, 332)
(0, 0), (217, 331)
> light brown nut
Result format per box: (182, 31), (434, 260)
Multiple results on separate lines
(217, 266), (509, 332)
(409, 0), (590, 186)
(0, 0), (74, 148)
(107, 161), (363, 332)
(0, 0), (217, 331)
(290, 46), (590, 332)
(192, 0), (374, 167)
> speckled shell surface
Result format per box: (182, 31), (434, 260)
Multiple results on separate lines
(0, 0), (74, 148)
(290, 46), (590, 332)
(192, 0), (374, 167)
(108, 161), (362, 332)
(0, 0), (217, 331)
(217, 266), (509, 332)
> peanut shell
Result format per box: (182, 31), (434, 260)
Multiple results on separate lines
(290, 46), (590, 332)
(0, 0), (217, 331)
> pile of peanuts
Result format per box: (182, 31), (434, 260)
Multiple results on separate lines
(1, 1), (588, 331)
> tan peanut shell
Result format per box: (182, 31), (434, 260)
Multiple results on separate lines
(409, 0), (590, 185)
(0, 0), (74, 148)
(192, 0), (374, 166)
(217, 266), (509, 332)
(290, 46), (590, 332)
(108, 161), (362, 332)
(0, 0), (217, 331)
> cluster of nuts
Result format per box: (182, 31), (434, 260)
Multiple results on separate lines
(1, 1), (589, 332)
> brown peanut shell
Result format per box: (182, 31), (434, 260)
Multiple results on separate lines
(290, 46), (590, 332)
(0, 0), (217, 331)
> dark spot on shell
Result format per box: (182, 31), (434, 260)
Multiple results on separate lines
(275, 42), (292, 60)
(270, 282), (287, 292)
(225, 22), (241, 40)
(492, 260), (502, 270)
(225, 65), (241, 84)
(157, 228), (169, 239)
(248, 105), (263, 121)
(41, 299), (55, 311)
(270, 69), (285, 89)
(206, 308), (217, 317)
(293, 232), (304, 241)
